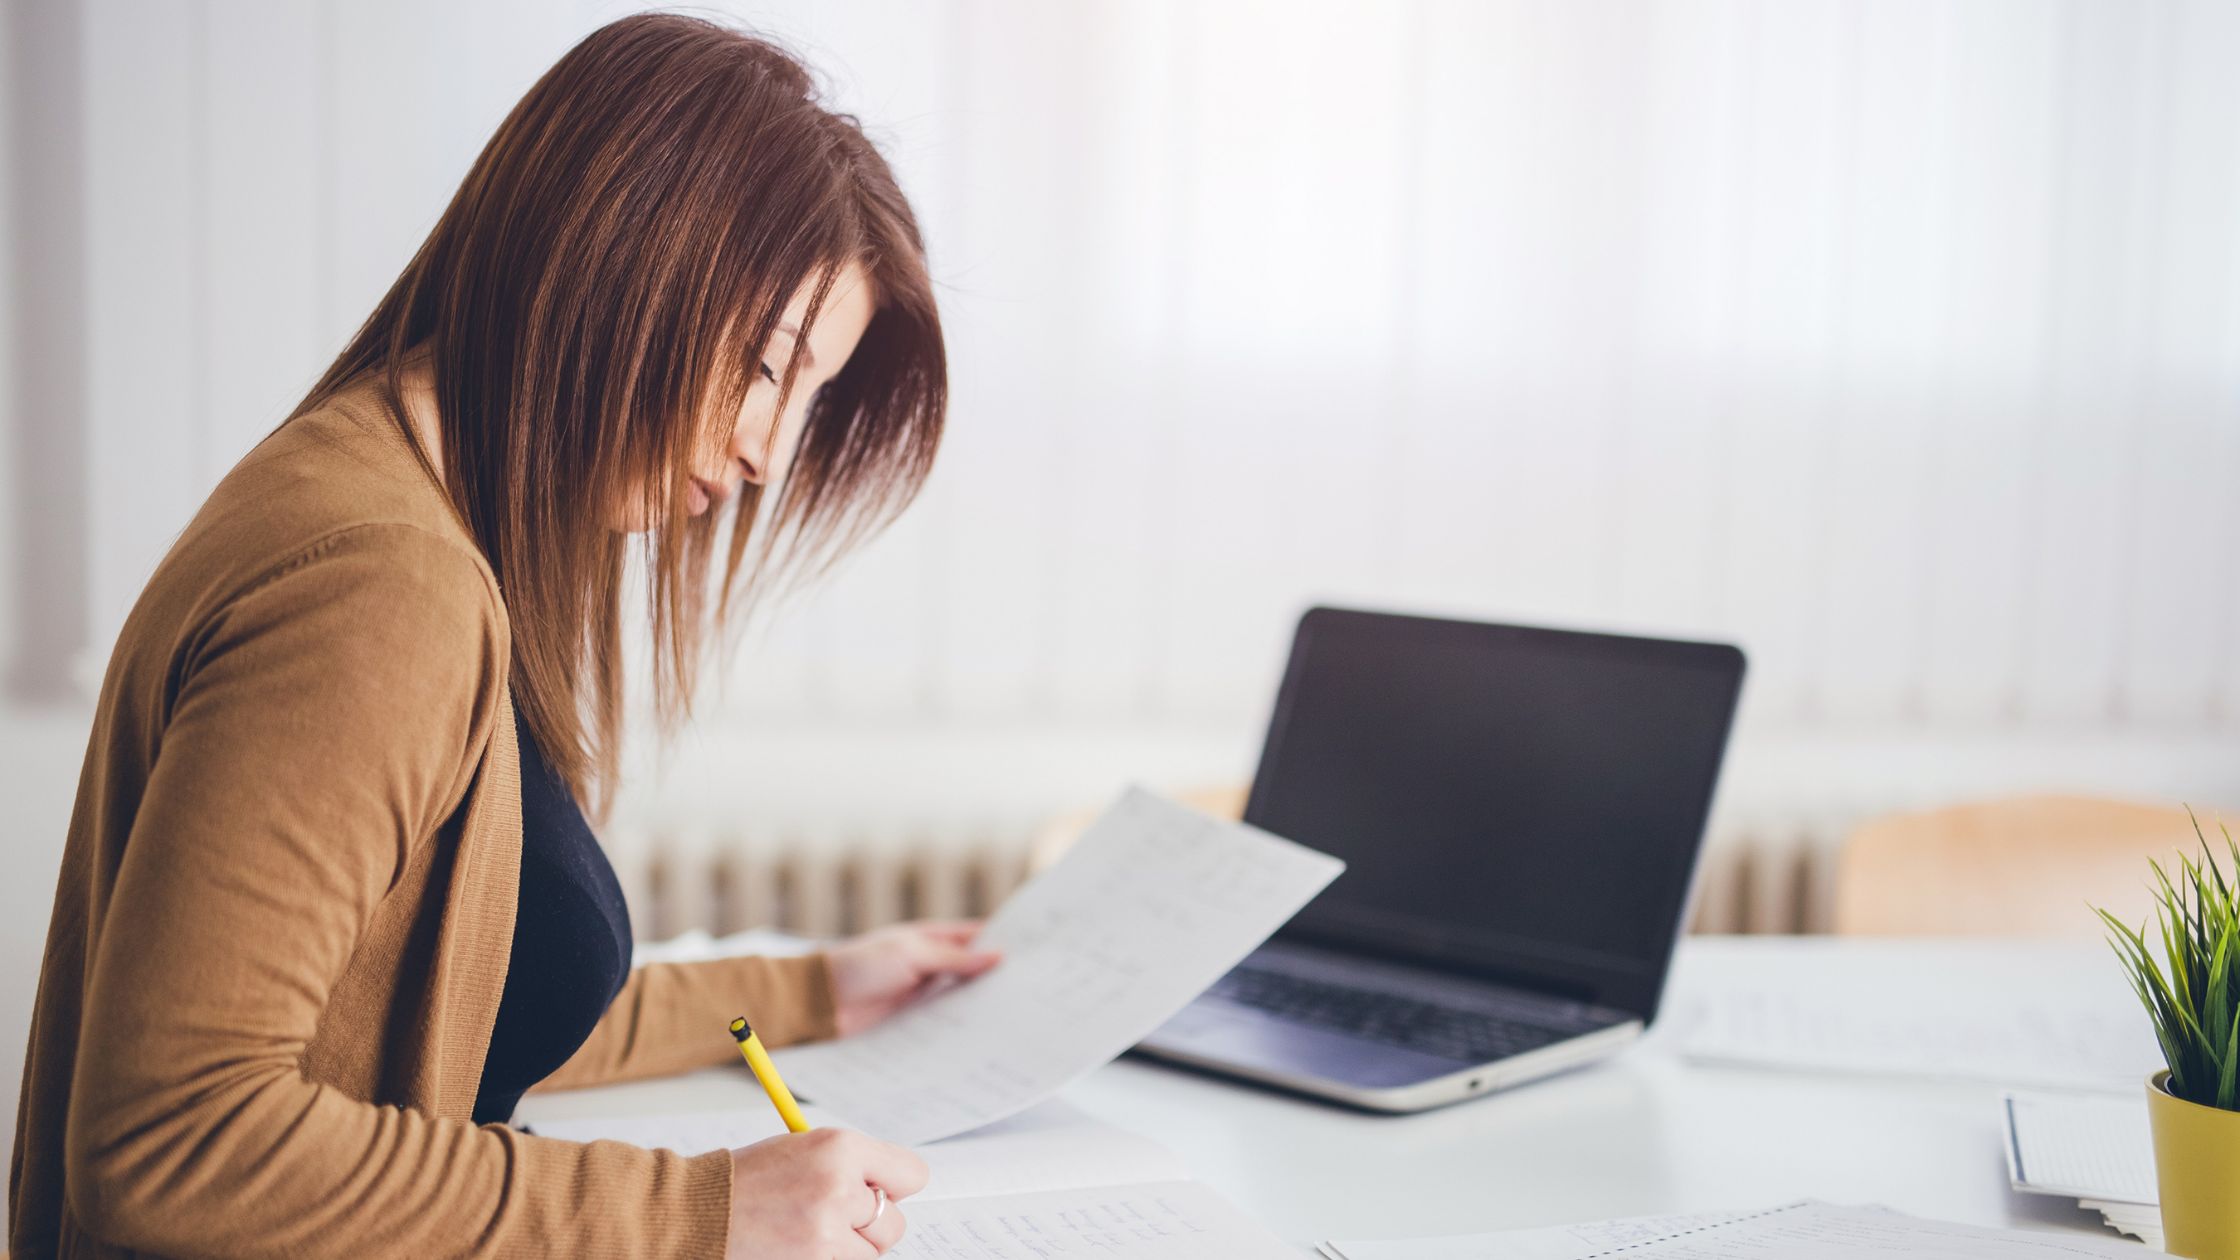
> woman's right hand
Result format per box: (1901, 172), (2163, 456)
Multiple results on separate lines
(725, 1127), (929, 1259)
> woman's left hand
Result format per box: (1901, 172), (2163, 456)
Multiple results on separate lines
(826, 920), (1002, 1036)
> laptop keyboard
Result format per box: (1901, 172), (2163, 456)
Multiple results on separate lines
(1210, 966), (1583, 1063)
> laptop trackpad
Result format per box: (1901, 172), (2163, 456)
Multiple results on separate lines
(1142, 999), (1469, 1090)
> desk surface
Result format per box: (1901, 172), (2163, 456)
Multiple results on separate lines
(518, 937), (2140, 1251)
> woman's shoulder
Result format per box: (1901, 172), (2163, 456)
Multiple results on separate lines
(117, 383), (507, 685)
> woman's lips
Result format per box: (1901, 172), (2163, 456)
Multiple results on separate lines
(688, 477), (728, 515)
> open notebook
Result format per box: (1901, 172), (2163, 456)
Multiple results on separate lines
(530, 1101), (1298, 1258)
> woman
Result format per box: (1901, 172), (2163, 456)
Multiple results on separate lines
(10, 14), (993, 1259)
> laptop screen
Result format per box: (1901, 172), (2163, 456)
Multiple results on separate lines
(1244, 607), (1745, 1019)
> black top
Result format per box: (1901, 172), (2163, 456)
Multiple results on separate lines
(472, 710), (634, 1125)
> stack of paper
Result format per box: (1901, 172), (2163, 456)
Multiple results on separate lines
(1322, 1200), (2153, 1259)
(2002, 1089), (2161, 1247)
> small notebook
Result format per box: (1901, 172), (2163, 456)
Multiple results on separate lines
(1322, 1199), (2152, 1260)
(2001, 1089), (2160, 1246)
(529, 1101), (1298, 1258)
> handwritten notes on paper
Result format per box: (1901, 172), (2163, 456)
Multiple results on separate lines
(774, 786), (1344, 1145)
(890, 1181), (1300, 1260)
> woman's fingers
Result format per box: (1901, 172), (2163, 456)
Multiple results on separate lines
(723, 1129), (924, 1260)
(916, 936), (1002, 978)
(856, 1195), (908, 1254)
(858, 1135), (931, 1201)
(907, 922), (1000, 978)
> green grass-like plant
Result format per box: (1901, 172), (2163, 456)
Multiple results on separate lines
(2097, 810), (2240, 1112)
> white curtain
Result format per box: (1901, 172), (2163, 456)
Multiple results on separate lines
(31, 0), (2240, 795)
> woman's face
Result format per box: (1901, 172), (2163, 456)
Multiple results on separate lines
(630, 262), (877, 530)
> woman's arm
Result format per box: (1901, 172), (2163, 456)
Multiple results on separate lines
(533, 921), (1002, 1094)
(64, 525), (734, 1258)
(535, 952), (839, 1092)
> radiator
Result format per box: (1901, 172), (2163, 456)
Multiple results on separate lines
(602, 810), (1852, 941)
(602, 819), (1040, 940)
(1689, 814), (1852, 934)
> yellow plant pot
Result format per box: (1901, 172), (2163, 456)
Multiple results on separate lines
(2150, 1070), (2240, 1260)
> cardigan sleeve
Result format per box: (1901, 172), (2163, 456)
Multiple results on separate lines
(63, 524), (733, 1259)
(534, 952), (839, 1094)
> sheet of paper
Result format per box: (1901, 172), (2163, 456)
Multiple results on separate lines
(1327, 1211), (1746, 1260)
(1331, 1202), (2147, 1260)
(633, 925), (816, 966)
(1665, 939), (2160, 1090)
(527, 1099), (1187, 1203)
(525, 1100), (802, 1153)
(902, 1102), (1192, 1203)
(773, 786), (1345, 1144)
(886, 1180), (1299, 1260)
(2003, 1090), (2157, 1205)
(1595, 1201), (2148, 1260)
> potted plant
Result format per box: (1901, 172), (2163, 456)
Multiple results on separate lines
(2100, 814), (2240, 1260)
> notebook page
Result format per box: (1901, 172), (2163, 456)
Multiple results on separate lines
(887, 1180), (1299, 1259)
(2003, 1090), (2157, 1204)
(527, 1099), (1187, 1202)
(774, 787), (1345, 1145)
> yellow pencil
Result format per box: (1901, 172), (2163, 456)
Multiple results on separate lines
(729, 1015), (811, 1133)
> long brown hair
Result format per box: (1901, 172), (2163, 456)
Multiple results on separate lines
(296, 13), (946, 810)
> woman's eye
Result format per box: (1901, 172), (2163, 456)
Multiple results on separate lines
(758, 361), (779, 385)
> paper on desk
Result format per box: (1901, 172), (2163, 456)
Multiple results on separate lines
(888, 1180), (1298, 1260)
(528, 1099), (1188, 1203)
(1592, 1201), (2148, 1259)
(524, 1099), (804, 1152)
(2003, 1089), (2157, 1205)
(1668, 939), (2159, 1090)
(1330, 1201), (2149, 1260)
(1324, 1210), (1748, 1260)
(772, 786), (1345, 1145)
(632, 925), (816, 966)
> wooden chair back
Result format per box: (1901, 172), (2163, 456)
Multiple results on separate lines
(1832, 795), (2225, 937)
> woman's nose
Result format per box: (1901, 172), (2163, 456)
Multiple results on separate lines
(730, 426), (769, 485)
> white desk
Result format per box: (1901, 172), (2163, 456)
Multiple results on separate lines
(517, 937), (2142, 1252)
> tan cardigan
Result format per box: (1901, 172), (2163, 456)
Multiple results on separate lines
(10, 383), (837, 1258)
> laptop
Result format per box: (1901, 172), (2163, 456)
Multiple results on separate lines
(1135, 606), (1746, 1112)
